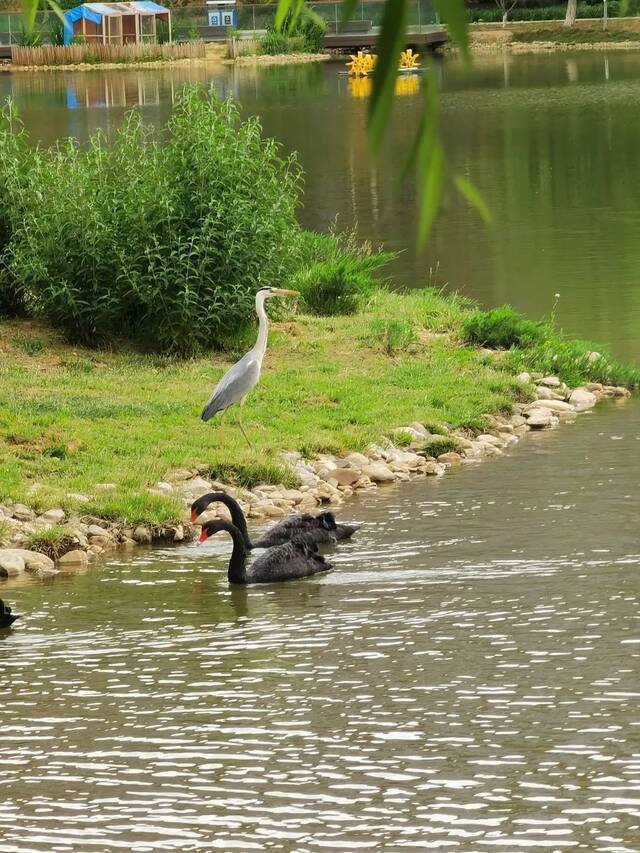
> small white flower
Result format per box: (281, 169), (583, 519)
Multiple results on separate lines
(554, 293), (560, 299)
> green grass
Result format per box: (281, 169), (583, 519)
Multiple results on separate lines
(0, 287), (636, 525)
(0, 520), (11, 544)
(24, 525), (75, 559)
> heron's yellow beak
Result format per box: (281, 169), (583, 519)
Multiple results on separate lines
(271, 288), (300, 297)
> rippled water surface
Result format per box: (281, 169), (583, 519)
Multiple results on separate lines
(2, 399), (639, 851)
(2, 51), (640, 851)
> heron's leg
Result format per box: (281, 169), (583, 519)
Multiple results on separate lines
(237, 397), (252, 449)
(219, 408), (229, 426)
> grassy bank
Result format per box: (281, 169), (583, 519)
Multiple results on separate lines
(1, 288), (638, 527)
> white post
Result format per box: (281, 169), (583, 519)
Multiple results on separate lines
(168, 11), (172, 43)
(603, 0), (608, 30)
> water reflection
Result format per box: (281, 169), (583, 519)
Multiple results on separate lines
(2, 399), (639, 850)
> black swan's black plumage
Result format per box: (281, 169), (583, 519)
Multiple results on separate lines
(191, 491), (359, 549)
(0, 599), (20, 629)
(199, 520), (332, 584)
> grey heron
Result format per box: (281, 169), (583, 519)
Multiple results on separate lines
(200, 287), (300, 446)
(198, 520), (333, 585)
(190, 492), (361, 548)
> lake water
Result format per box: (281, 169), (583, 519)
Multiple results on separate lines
(1, 52), (640, 852)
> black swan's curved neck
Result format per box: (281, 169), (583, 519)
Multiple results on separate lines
(220, 522), (249, 584)
(203, 493), (253, 549)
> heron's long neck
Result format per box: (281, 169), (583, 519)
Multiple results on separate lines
(254, 293), (269, 361)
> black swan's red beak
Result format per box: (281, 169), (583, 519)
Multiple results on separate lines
(190, 510), (197, 523)
(198, 529), (208, 544)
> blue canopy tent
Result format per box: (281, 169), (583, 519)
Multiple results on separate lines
(63, 2), (171, 46)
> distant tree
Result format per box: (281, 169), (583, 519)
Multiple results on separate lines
(494, 0), (519, 26)
(564, 0), (578, 26)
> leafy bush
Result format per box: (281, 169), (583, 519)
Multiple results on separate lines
(264, 3), (326, 54)
(298, 7), (326, 52)
(293, 228), (394, 316)
(467, 2), (617, 21)
(18, 28), (41, 46)
(156, 19), (170, 44)
(1, 87), (302, 355)
(369, 319), (417, 355)
(259, 30), (292, 55)
(0, 101), (37, 316)
(463, 306), (546, 349)
(296, 258), (377, 316)
(49, 18), (65, 46)
(503, 339), (640, 389)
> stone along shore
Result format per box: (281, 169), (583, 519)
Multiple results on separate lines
(0, 374), (631, 581)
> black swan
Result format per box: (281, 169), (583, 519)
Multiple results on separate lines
(199, 520), (333, 584)
(0, 599), (20, 629)
(190, 491), (360, 549)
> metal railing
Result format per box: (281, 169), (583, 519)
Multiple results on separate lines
(0, 1), (439, 45)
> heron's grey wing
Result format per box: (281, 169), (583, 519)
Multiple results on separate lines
(201, 353), (261, 421)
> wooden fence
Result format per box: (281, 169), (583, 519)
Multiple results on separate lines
(11, 40), (206, 67)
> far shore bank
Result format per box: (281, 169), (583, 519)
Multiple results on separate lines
(0, 288), (637, 583)
(464, 18), (640, 53)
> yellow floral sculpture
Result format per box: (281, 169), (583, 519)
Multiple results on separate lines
(399, 49), (420, 69)
(346, 51), (377, 77)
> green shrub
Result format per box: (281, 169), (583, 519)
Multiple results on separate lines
(467, 2), (617, 21)
(2, 87), (302, 355)
(49, 18), (65, 46)
(293, 229), (394, 316)
(463, 306), (546, 350)
(156, 19), (170, 44)
(504, 339), (640, 389)
(421, 436), (460, 457)
(296, 258), (377, 316)
(259, 29), (291, 55)
(298, 7), (326, 52)
(18, 28), (41, 46)
(369, 318), (417, 355)
(0, 101), (37, 317)
(12, 335), (45, 355)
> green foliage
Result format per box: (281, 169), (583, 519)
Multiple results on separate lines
(293, 229), (394, 316)
(368, 318), (417, 355)
(84, 494), (183, 525)
(504, 340), (640, 389)
(48, 17), (64, 46)
(468, 2), (618, 21)
(17, 26), (41, 46)
(265, 3), (326, 54)
(0, 100), (37, 317)
(156, 19), (170, 44)
(0, 87), (302, 355)
(259, 29), (292, 54)
(203, 461), (297, 489)
(296, 6), (326, 51)
(188, 23), (200, 41)
(463, 306), (546, 350)
(466, 307), (640, 389)
(24, 525), (70, 557)
(421, 436), (460, 457)
(12, 335), (45, 355)
(0, 520), (11, 544)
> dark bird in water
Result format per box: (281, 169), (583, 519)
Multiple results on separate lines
(0, 599), (20, 629)
(190, 491), (360, 549)
(199, 520), (332, 585)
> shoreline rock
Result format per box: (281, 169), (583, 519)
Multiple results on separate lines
(0, 379), (632, 580)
